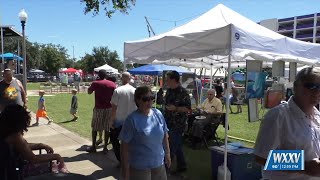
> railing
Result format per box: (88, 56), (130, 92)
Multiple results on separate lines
(278, 17), (294, 22)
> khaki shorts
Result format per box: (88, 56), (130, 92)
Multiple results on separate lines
(91, 108), (112, 131)
(129, 165), (167, 180)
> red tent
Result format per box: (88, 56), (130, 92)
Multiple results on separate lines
(61, 68), (78, 73)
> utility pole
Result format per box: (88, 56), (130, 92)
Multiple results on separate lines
(72, 45), (75, 67)
(144, 16), (156, 37)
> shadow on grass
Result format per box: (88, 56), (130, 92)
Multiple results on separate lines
(59, 119), (76, 124)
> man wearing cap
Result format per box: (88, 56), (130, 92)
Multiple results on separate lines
(73, 72), (81, 92)
(0, 69), (27, 111)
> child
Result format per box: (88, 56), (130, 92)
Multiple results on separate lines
(35, 90), (52, 125)
(70, 89), (78, 121)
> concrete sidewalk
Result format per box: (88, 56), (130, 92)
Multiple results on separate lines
(25, 113), (181, 180)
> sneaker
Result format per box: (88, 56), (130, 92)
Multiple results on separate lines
(96, 139), (103, 146)
(86, 146), (97, 153)
(33, 122), (39, 126)
(48, 120), (53, 124)
(73, 117), (78, 122)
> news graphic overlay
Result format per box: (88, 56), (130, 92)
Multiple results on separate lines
(264, 150), (304, 171)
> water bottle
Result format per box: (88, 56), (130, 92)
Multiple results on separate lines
(184, 121), (188, 133)
(217, 163), (231, 180)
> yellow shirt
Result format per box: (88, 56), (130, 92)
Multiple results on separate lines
(199, 97), (222, 113)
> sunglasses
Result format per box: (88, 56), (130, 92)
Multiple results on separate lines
(304, 83), (320, 90)
(141, 96), (155, 102)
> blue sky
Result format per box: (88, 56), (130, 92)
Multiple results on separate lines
(1, 0), (320, 61)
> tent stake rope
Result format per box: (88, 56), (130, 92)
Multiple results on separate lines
(227, 135), (255, 144)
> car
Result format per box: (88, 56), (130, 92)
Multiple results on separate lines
(27, 72), (49, 82)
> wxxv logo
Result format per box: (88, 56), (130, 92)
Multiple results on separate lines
(264, 150), (304, 171)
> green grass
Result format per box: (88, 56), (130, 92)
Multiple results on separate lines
(216, 105), (262, 147)
(27, 82), (41, 90)
(28, 93), (94, 139)
(27, 94), (262, 179)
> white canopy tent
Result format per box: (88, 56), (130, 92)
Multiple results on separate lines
(94, 64), (119, 74)
(124, 4), (320, 179)
(124, 4), (320, 65)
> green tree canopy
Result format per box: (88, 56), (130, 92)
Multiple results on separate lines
(81, 0), (135, 18)
(2, 37), (71, 74)
(77, 46), (123, 73)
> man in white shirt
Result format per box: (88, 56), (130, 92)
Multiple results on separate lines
(191, 89), (222, 148)
(254, 67), (320, 179)
(110, 72), (137, 164)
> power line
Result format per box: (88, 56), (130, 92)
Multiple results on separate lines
(147, 11), (205, 26)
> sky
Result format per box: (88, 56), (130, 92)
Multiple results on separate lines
(1, 0), (320, 61)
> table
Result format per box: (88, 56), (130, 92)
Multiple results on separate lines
(25, 173), (95, 180)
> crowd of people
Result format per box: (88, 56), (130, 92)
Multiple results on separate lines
(3, 66), (320, 180)
(0, 68), (197, 180)
(0, 68), (251, 179)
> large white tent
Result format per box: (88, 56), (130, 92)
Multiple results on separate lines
(124, 4), (320, 66)
(123, 4), (320, 179)
(94, 64), (119, 74)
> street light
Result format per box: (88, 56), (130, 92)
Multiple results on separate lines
(19, 9), (28, 91)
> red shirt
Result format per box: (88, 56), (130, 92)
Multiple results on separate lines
(88, 79), (116, 109)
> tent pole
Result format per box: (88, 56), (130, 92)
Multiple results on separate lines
(18, 40), (20, 74)
(212, 68), (220, 78)
(123, 43), (127, 72)
(154, 75), (159, 108)
(210, 65), (213, 89)
(0, 26), (4, 73)
(199, 68), (203, 105)
(224, 52), (232, 180)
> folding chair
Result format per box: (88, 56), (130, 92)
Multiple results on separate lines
(0, 140), (53, 180)
(202, 113), (226, 148)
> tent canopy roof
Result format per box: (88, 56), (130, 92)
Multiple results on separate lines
(61, 68), (78, 73)
(128, 64), (192, 75)
(0, 26), (22, 37)
(124, 4), (320, 66)
(94, 64), (119, 73)
(29, 69), (45, 73)
(0, 53), (23, 61)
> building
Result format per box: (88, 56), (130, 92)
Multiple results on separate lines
(259, 13), (320, 43)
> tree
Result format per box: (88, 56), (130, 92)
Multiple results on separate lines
(79, 46), (123, 73)
(81, 0), (135, 18)
(40, 44), (68, 74)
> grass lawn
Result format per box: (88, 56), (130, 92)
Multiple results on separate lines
(28, 93), (94, 139)
(27, 93), (262, 180)
(27, 82), (41, 90)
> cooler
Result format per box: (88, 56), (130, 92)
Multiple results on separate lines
(209, 145), (262, 180)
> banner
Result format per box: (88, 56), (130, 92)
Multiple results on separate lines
(246, 72), (267, 99)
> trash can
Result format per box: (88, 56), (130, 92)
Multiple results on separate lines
(209, 145), (262, 180)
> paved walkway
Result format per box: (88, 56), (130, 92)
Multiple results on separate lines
(25, 113), (181, 180)
(25, 113), (120, 180)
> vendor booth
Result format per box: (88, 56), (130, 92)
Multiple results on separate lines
(128, 64), (191, 75)
(124, 4), (320, 180)
(94, 64), (119, 74)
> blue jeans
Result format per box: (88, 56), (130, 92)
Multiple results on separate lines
(168, 129), (186, 170)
